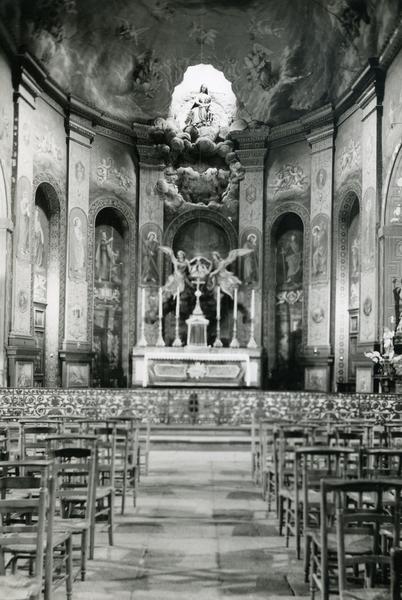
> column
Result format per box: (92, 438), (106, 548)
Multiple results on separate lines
(235, 128), (268, 348)
(355, 62), (384, 392)
(136, 140), (165, 347)
(305, 121), (334, 392)
(59, 116), (94, 388)
(7, 68), (41, 387)
(0, 217), (12, 386)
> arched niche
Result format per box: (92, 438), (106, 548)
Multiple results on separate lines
(383, 144), (402, 336)
(32, 180), (62, 387)
(162, 209), (238, 346)
(269, 212), (305, 390)
(92, 206), (131, 388)
(163, 208), (238, 256)
(333, 189), (361, 391)
(264, 203), (310, 389)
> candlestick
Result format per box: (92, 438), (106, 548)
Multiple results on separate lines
(156, 286), (165, 347)
(214, 286), (223, 348)
(233, 287), (238, 320)
(230, 286), (239, 348)
(173, 287), (182, 347)
(158, 287), (163, 319)
(138, 287), (147, 347)
(175, 287), (180, 317)
(247, 288), (257, 348)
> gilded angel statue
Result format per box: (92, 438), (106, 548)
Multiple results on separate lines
(159, 246), (190, 298)
(209, 249), (253, 299)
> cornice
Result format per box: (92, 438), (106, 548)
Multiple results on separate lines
(65, 115), (95, 146)
(379, 16), (402, 70)
(299, 103), (334, 130)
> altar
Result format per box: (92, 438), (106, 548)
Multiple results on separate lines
(132, 346), (262, 387)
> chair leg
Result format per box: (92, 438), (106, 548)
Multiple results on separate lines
(279, 495), (284, 536)
(304, 533), (311, 583)
(89, 505), (96, 560)
(285, 497), (291, 548)
(44, 544), (53, 600)
(295, 502), (301, 560)
(121, 469), (127, 515)
(65, 536), (73, 600)
(108, 491), (115, 546)
(81, 529), (88, 581)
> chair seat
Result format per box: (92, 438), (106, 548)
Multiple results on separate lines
(279, 487), (320, 504)
(312, 530), (373, 554)
(59, 486), (113, 502)
(0, 576), (41, 600)
(3, 530), (71, 553)
(53, 516), (90, 532)
(340, 588), (389, 600)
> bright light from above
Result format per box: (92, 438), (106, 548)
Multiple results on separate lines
(170, 64), (236, 130)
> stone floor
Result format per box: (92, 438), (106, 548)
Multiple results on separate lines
(56, 451), (310, 599)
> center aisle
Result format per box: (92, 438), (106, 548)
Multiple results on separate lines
(60, 451), (309, 599)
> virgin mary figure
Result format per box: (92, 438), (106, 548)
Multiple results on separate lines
(185, 84), (212, 129)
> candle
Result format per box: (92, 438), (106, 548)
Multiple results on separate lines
(250, 289), (255, 321)
(158, 286), (163, 319)
(233, 287), (238, 320)
(141, 287), (146, 321)
(176, 287), (180, 318)
(217, 286), (221, 320)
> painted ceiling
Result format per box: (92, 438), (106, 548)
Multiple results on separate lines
(1, 0), (401, 126)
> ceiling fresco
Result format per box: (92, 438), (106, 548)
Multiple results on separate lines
(1, 0), (401, 126)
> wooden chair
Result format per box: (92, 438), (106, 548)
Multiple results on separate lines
(20, 424), (59, 460)
(0, 487), (47, 600)
(287, 447), (355, 573)
(336, 480), (402, 600)
(276, 427), (311, 531)
(52, 444), (114, 560)
(310, 479), (402, 600)
(51, 450), (95, 580)
(0, 460), (74, 600)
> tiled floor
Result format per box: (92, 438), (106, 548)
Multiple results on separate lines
(57, 451), (310, 599)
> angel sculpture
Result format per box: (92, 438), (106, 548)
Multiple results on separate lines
(209, 249), (253, 299)
(159, 246), (190, 298)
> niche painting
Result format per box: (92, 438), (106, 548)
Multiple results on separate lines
(33, 205), (50, 303)
(274, 224), (304, 389)
(93, 218), (126, 387)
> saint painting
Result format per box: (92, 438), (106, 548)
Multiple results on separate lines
(241, 231), (259, 286)
(68, 208), (87, 281)
(141, 230), (160, 284)
(17, 177), (31, 259)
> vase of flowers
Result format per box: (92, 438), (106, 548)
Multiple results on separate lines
(365, 327), (402, 393)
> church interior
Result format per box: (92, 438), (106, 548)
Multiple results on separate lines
(2, 1), (402, 599)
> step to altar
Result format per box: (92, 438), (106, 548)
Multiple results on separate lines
(149, 424), (253, 451)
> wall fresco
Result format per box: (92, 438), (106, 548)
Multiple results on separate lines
(91, 136), (136, 206)
(266, 142), (310, 203)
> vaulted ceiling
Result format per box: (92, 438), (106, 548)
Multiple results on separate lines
(1, 0), (401, 126)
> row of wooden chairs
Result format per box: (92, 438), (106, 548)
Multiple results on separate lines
(0, 415), (152, 599)
(252, 417), (402, 599)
